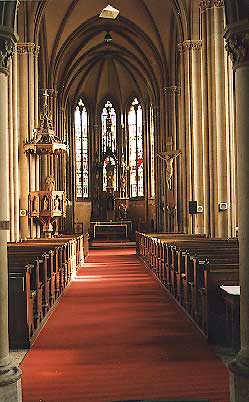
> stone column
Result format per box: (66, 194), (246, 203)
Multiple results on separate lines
(225, 24), (249, 402)
(12, 51), (19, 241)
(191, 41), (205, 234)
(200, 0), (233, 237)
(200, 2), (211, 235)
(178, 41), (202, 233)
(17, 43), (31, 238)
(200, 1), (218, 236)
(0, 29), (22, 402)
(213, 1), (230, 237)
(154, 105), (163, 231)
(162, 86), (181, 231)
(8, 59), (15, 241)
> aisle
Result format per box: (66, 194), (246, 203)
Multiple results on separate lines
(20, 247), (229, 402)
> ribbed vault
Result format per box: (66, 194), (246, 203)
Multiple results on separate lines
(18, 0), (192, 109)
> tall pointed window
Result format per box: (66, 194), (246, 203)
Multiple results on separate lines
(101, 100), (117, 191)
(150, 104), (155, 198)
(128, 98), (144, 197)
(74, 99), (89, 199)
(101, 100), (116, 154)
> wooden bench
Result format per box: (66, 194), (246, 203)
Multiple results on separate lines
(136, 232), (240, 346)
(220, 285), (240, 350)
(7, 234), (87, 349)
(8, 264), (36, 348)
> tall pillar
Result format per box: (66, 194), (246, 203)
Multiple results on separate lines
(191, 41), (205, 234)
(17, 42), (39, 238)
(162, 86), (181, 232)
(8, 59), (15, 241)
(177, 44), (187, 232)
(213, 2), (230, 237)
(0, 29), (22, 402)
(200, 3), (211, 235)
(34, 47), (40, 237)
(225, 23), (249, 402)
(178, 41), (205, 234)
(12, 51), (19, 241)
(200, 0), (233, 237)
(17, 43), (30, 238)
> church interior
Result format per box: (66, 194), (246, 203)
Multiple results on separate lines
(0, 1), (249, 401)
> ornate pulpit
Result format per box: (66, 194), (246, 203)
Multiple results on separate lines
(24, 91), (68, 237)
(29, 189), (66, 237)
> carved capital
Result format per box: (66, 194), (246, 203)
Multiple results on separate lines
(162, 86), (181, 96)
(214, 0), (224, 6)
(225, 30), (249, 70)
(0, 28), (17, 76)
(17, 42), (39, 55)
(178, 40), (202, 53)
(200, 0), (224, 10)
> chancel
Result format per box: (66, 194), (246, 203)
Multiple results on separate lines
(0, 1), (249, 402)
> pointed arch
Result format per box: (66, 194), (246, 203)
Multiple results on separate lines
(74, 98), (89, 199)
(128, 97), (144, 198)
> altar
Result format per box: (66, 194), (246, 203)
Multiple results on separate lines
(90, 220), (133, 239)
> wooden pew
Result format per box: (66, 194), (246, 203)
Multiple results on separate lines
(136, 232), (240, 346)
(7, 234), (87, 349)
(220, 285), (240, 350)
(8, 264), (35, 349)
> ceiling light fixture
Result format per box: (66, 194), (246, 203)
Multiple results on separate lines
(99, 4), (119, 19)
(104, 31), (112, 43)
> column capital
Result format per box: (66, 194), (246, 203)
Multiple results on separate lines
(178, 40), (202, 54)
(162, 86), (181, 96)
(17, 42), (40, 56)
(225, 24), (249, 70)
(0, 27), (17, 76)
(200, 0), (224, 11)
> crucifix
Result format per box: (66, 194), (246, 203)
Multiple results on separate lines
(157, 136), (181, 190)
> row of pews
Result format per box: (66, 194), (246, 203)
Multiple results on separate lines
(136, 232), (240, 347)
(8, 234), (89, 349)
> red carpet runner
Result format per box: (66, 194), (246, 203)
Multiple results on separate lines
(20, 247), (229, 402)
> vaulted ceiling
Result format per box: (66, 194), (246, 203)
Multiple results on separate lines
(17, 0), (197, 109)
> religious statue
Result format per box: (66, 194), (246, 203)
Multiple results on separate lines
(43, 195), (49, 211)
(106, 162), (114, 188)
(118, 201), (127, 220)
(120, 174), (126, 197)
(158, 150), (181, 190)
(32, 195), (39, 213)
(54, 195), (60, 211)
(45, 175), (55, 191)
(120, 153), (127, 198)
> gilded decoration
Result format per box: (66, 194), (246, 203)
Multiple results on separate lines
(24, 90), (67, 155)
(225, 31), (249, 70)
(178, 40), (202, 54)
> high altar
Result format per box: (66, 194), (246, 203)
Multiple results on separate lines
(91, 102), (129, 225)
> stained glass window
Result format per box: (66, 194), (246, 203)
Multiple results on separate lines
(101, 100), (117, 191)
(101, 100), (116, 154)
(128, 98), (144, 197)
(150, 104), (155, 198)
(74, 99), (89, 199)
